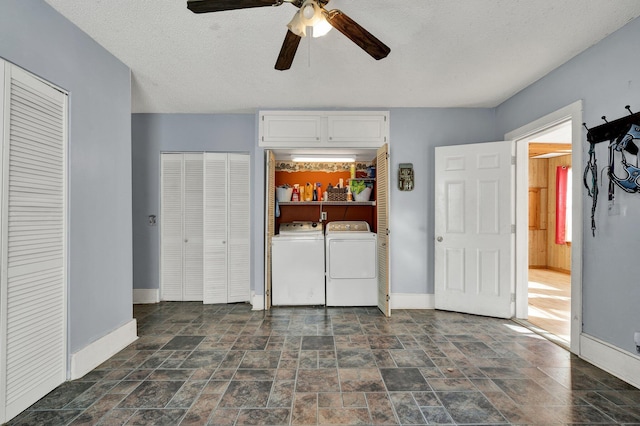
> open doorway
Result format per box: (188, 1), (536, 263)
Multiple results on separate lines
(506, 100), (583, 354)
(526, 122), (572, 344)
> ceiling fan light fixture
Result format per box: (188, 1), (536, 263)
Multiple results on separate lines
(287, 12), (307, 37)
(292, 0), (331, 38)
(312, 13), (332, 38)
(302, 2), (316, 22)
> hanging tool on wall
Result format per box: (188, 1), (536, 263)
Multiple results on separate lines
(583, 123), (598, 237)
(607, 122), (640, 193)
(583, 106), (640, 236)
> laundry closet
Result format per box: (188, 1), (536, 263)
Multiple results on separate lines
(261, 110), (391, 316)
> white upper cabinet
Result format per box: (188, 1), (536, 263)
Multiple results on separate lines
(259, 111), (389, 148)
(260, 113), (322, 145)
(327, 114), (388, 145)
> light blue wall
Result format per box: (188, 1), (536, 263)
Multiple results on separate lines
(0, 0), (133, 354)
(131, 114), (257, 295)
(389, 109), (497, 295)
(132, 109), (497, 299)
(496, 17), (640, 355)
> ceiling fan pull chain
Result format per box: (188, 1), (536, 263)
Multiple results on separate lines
(308, 31), (312, 68)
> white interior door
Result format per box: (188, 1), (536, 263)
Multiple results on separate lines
(160, 153), (185, 301)
(1, 62), (67, 422)
(203, 153), (228, 304)
(434, 141), (514, 318)
(183, 154), (204, 301)
(227, 153), (250, 303)
(376, 144), (390, 317)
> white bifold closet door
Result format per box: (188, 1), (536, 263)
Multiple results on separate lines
(160, 153), (203, 301)
(203, 153), (250, 304)
(0, 62), (67, 422)
(161, 152), (250, 304)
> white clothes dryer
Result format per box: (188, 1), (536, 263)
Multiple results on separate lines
(325, 221), (377, 306)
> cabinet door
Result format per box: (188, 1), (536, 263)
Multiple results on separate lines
(227, 154), (251, 303)
(259, 113), (322, 146)
(160, 153), (184, 301)
(327, 113), (388, 146)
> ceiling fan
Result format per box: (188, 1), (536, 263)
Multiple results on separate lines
(187, 0), (391, 70)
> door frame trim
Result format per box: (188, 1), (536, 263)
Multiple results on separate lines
(505, 100), (583, 355)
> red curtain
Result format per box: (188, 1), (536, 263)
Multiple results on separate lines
(555, 166), (568, 244)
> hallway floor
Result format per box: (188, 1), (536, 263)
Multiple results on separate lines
(8, 302), (640, 425)
(528, 269), (571, 343)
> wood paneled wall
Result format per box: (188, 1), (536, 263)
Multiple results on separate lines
(529, 159), (548, 267)
(528, 155), (572, 273)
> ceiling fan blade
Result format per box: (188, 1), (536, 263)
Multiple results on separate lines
(326, 9), (390, 60)
(187, 0), (283, 14)
(275, 30), (302, 70)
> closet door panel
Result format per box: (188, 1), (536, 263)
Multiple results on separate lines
(227, 154), (250, 302)
(160, 154), (184, 300)
(203, 153), (228, 304)
(183, 154), (203, 301)
(2, 64), (67, 422)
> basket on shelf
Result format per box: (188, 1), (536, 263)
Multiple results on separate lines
(327, 187), (347, 201)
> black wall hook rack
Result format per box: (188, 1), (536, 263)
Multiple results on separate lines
(584, 106), (640, 155)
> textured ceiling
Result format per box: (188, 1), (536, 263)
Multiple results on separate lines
(44, 0), (640, 113)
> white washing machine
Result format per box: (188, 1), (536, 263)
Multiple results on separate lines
(271, 222), (325, 306)
(325, 221), (377, 306)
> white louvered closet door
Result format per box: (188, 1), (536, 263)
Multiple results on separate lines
(203, 153), (228, 304)
(160, 154), (184, 300)
(227, 154), (250, 303)
(183, 154), (203, 301)
(0, 62), (67, 422)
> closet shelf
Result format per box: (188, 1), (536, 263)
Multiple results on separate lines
(279, 201), (376, 206)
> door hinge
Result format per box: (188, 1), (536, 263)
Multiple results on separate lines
(266, 289), (270, 297)
(511, 155), (516, 165)
(511, 224), (516, 234)
(510, 293), (516, 303)
(386, 294), (390, 302)
(386, 228), (390, 236)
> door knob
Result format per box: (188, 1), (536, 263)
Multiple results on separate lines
(436, 236), (443, 242)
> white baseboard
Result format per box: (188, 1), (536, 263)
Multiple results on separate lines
(133, 288), (159, 304)
(390, 293), (435, 310)
(580, 333), (640, 389)
(70, 319), (138, 380)
(251, 292), (265, 311)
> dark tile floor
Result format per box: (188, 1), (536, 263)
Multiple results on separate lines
(8, 302), (640, 425)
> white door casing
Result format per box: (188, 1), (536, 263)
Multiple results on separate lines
(434, 141), (515, 319)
